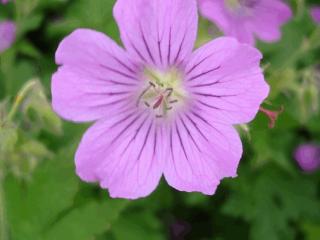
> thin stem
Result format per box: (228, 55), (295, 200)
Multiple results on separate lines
(0, 177), (9, 240)
(6, 80), (37, 122)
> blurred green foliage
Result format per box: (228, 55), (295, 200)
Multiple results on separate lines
(1, 0), (320, 239)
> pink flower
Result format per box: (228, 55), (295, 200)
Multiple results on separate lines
(310, 6), (320, 24)
(1, 0), (9, 4)
(0, 21), (16, 53)
(294, 144), (320, 172)
(51, 0), (269, 199)
(198, 0), (292, 45)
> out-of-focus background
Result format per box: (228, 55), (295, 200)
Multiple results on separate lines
(0, 0), (320, 239)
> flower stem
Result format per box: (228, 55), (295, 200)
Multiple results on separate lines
(0, 177), (9, 240)
(6, 80), (37, 122)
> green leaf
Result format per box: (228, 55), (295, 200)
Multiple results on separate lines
(223, 167), (319, 240)
(16, 41), (42, 59)
(3, 61), (36, 97)
(44, 200), (128, 240)
(17, 14), (44, 37)
(303, 222), (320, 240)
(258, 11), (313, 69)
(4, 147), (79, 240)
(112, 211), (165, 240)
(248, 129), (296, 172)
(47, 0), (119, 42)
(0, 127), (18, 154)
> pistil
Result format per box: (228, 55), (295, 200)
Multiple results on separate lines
(137, 68), (187, 118)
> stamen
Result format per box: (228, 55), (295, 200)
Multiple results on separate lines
(153, 95), (164, 109)
(165, 88), (173, 96)
(149, 81), (156, 88)
(138, 67), (187, 118)
(136, 84), (152, 106)
(144, 101), (150, 107)
(169, 100), (178, 104)
(259, 105), (284, 128)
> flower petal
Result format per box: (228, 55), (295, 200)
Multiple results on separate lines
(250, 0), (292, 42)
(294, 144), (320, 172)
(198, 0), (230, 35)
(198, 0), (255, 45)
(311, 7), (320, 24)
(0, 21), (16, 53)
(75, 110), (164, 199)
(52, 29), (140, 122)
(113, 0), (197, 68)
(198, 0), (291, 45)
(184, 37), (269, 124)
(163, 111), (242, 195)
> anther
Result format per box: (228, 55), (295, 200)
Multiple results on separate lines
(144, 101), (150, 107)
(136, 84), (152, 106)
(149, 81), (156, 87)
(138, 68), (186, 118)
(165, 88), (173, 97)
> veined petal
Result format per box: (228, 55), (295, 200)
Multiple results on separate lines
(75, 111), (164, 199)
(250, 0), (292, 42)
(198, 0), (292, 45)
(198, 0), (230, 35)
(198, 0), (256, 44)
(184, 37), (269, 125)
(163, 111), (242, 195)
(113, 0), (197, 68)
(52, 29), (140, 122)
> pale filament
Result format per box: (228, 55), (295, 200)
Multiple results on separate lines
(137, 81), (179, 118)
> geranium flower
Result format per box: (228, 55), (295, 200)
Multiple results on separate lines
(310, 6), (320, 24)
(51, 0), (269, 199)
(0, 20), (16, 53)
(294, 144), (320, 172)
(198, 0), (292, 45)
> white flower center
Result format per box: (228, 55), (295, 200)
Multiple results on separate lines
(225, 0), (242, 10)
(137, 68), (187, 118)
(224, 0), (257, 14)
